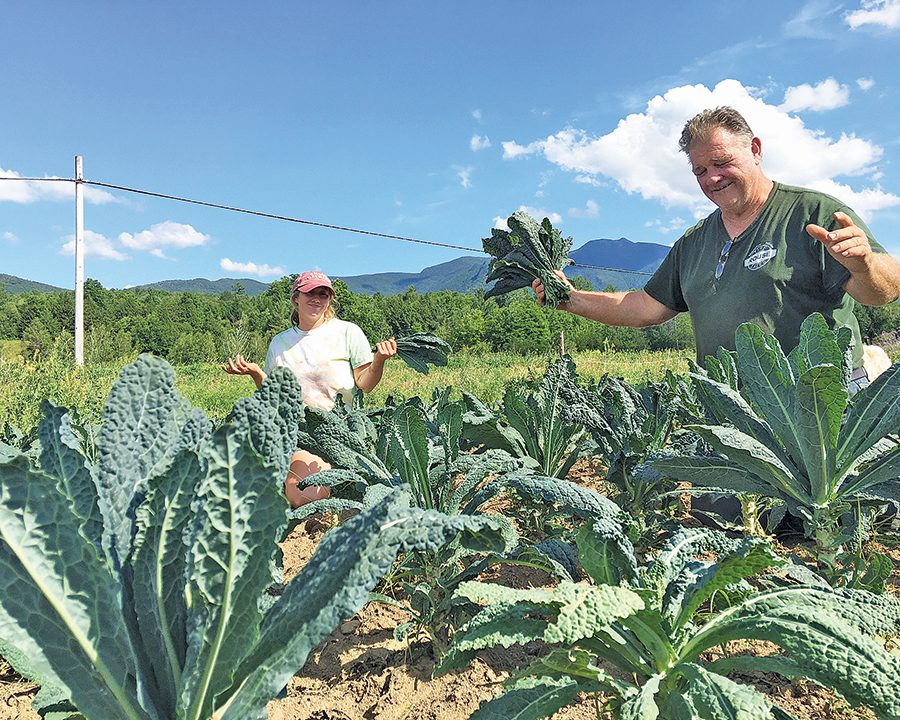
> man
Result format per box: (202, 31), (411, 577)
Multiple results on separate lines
(533, 106), (900, 392)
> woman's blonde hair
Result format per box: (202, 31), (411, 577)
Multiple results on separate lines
(290, 290), (339, 327)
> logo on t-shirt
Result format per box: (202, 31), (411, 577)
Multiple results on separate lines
(744, 242), (777, 270)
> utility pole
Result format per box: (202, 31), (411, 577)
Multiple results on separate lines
(74, 156), (84, 365)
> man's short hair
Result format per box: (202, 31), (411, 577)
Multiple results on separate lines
(679, 106), (754, 155)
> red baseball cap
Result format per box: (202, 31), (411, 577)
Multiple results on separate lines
(291, 270), (334, 295)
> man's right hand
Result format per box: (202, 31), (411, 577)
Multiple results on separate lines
(531, 271), (574, 307)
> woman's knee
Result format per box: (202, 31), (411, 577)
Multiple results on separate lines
(285, 450), (332, 508)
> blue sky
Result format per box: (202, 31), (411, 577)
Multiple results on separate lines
(2, 1), (900, 289)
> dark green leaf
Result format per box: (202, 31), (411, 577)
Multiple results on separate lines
(793, 365), (845, 504)
(395, 333), (453, 374)
(0, 454), (150, 720)
(471, 675), (580, 720)
(38, 402), (104, 552)
(94, 354), (193, 570)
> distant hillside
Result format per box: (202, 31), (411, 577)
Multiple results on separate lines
(570, 238), (669, 274)
(3, 237), (670, 297)
(131, 277), (271, 295)
(339, 237), (669, 294)
(337, 256), (489, 294)
(0, 273), (66, 293)
(566, 237), (670, 291)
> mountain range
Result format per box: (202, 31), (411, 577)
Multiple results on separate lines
(0, 273), (66, 294)
(1, 237), (669, 296)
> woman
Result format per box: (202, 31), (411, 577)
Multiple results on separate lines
(222, 270), (396, 507)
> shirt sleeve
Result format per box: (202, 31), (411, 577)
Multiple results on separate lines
(346, 323), (375, 368)
(643, 239), (687, 312)
(264, 339), (277, 375)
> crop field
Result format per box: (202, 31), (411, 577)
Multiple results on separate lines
(1, 321), (900, 720)
(0, 347), (693, 435)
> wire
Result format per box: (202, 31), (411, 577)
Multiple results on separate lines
(0, 175), (656, 276)
(568, 263), (653, 276)
(85, 180), (486, 253)
(0, 176), (75, 182)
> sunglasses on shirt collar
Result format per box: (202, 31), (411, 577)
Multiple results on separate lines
(715, 239), (733, 280)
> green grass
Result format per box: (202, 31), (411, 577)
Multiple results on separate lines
(0, 348), (693, 436)
(0, 340), (25, 363)
(366, 348), (693, 406)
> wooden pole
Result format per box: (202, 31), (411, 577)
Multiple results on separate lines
(74, 156), (84, 365)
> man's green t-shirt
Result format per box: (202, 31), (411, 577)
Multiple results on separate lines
(643, 183), (884, 368)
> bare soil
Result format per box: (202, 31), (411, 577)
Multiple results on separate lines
(2, 468), (898, 720)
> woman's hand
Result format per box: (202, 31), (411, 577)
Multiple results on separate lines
(373, 337), (398, 364)
(220, 355), (266, 389)
(354, 338), (397, 393)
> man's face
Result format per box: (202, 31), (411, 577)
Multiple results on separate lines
(689, 127), (763, 214)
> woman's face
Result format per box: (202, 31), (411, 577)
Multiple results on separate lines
(295, 287), (332, 327)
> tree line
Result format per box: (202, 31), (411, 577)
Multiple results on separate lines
(1, 275), (898, 364)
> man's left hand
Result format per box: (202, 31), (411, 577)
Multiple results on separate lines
(806, 211), (873, 272)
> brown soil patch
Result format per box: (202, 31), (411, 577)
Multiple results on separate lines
(0, 659), (38, 720)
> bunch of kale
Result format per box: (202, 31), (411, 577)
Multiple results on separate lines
(483, 210), (573, 307)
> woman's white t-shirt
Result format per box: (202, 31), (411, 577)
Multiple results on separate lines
(264, 319), (374, 410)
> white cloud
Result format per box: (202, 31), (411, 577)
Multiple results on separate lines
(569, 200), (600, 219)
(493, 205), (563, 231)
(845, 0), (900, 29)
(471, 109), (482, 121)
(118, 221), (210, 259)
(0, 167), (118, 204)
(574, 175), (605, 187)
(220, 258), (286, 278)
(501, 79), (897, 220)
(470, 134), (492, 151)
(806, 179), (900, 215)
(645, 217), (688, 235)
(784, 0), (844, 38)
(2, 231), (18, 243)
(456, 166), (474, 189)
(779, 77), (850, 112)
(59, 230), (129, 261)
(857, 77), (876, 90)
(502, 139), (544, 159)
(519, 205), (562, 224)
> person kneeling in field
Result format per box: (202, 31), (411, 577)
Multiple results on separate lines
(222, 270), (396, 507)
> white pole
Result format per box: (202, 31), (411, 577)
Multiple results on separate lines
(75, 155), (84, 366)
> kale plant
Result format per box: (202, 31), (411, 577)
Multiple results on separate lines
(439, 526), (900, 719)
(289, 387), (611, 657)
(460, 357), (588, 480)
(288, 392), (522, 656)
(0, 355), (503, 720)
(653, 313), (900, 581)
(559, 365), (683, 534)
(483, 210), (573, 307)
